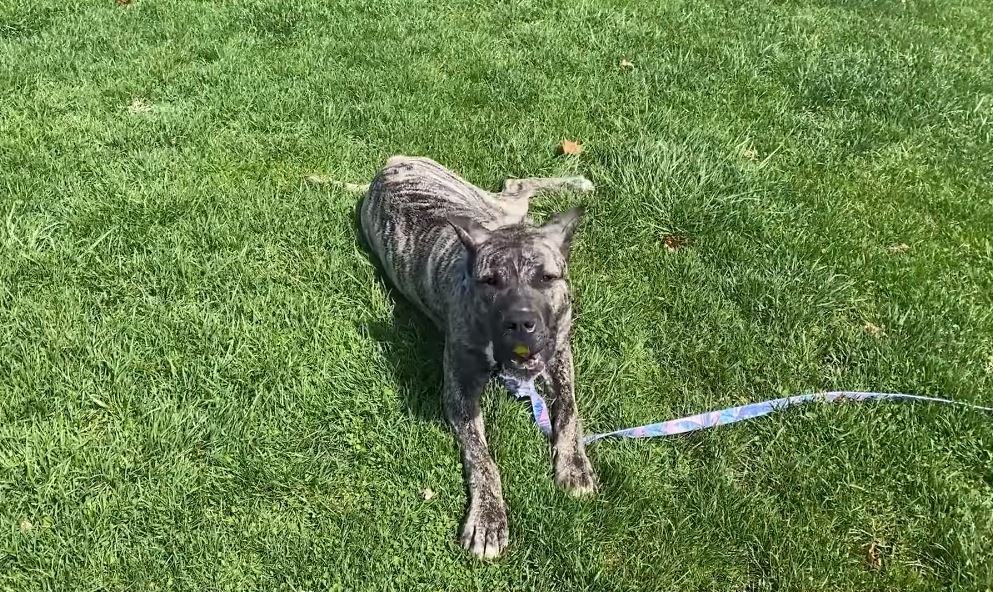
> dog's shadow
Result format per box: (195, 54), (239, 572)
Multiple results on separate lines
(363, 291), (446, 423)
(354, 200), (446, 424)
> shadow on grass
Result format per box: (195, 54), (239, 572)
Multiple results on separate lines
(353, 197), (446, 425)
(363, 295), (446, 424)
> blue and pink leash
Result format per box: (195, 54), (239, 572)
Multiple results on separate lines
(499, 374), (993, 445)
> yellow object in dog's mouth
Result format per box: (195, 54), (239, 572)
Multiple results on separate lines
(512, 344), (530, 358)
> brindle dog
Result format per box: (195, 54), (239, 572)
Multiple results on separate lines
(359, 156), (597, 559)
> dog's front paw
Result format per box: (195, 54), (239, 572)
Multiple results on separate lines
(555, 452), (598, 497)
(460, 496), (508, 559)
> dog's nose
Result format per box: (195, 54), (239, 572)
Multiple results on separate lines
(504, 309), (539, 335)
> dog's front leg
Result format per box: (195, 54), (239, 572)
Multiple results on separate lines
(443, 344), (508, 559)
(545, 344), (598, 495)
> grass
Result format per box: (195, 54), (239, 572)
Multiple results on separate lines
(2, 0), (993, 589)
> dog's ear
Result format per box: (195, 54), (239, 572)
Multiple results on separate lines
(540, 206), (584, 257)
(448, 216), (491, 252)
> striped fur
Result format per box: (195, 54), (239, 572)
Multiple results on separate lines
(359, 155), (597, 559)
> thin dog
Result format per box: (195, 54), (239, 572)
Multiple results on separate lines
(359, 156), (597, 558)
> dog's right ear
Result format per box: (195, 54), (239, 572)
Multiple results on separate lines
(539, 206), (584, 258)
(448, 216), (490, 252)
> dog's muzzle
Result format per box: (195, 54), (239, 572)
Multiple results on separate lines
(499, 306), (548, 373)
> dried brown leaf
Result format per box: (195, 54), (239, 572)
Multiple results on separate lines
(865, 540), (884, 571)
(420, 488), (436, 501)
(887, 243), (910, 254)
(864, 322), (885, 338)
(127, 98), (152, 114)
(663, 234), (691, 252)
(559, 139), (584, 156)
(19, 519), (32, 533)
(619, 58), (635, 71)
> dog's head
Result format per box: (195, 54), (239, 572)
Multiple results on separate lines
(450, 208), (583, 377)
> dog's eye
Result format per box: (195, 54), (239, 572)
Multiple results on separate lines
(479, 275), (499, 286)
(541, 273), (559, 283)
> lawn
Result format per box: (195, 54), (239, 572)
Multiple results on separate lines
(2, 0), (993, 589)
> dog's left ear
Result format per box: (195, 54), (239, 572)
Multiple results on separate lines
(540, 206), (584, 257)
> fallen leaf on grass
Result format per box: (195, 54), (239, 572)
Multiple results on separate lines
(740, 145), (759, 161)
(127, 98), (153, 114)
(559, 139), (584, 156)
(420, 488), (436, 501)
(864, 540), (885, 571)
(619, 58), (635, 71)
(20, 519), (32, 533)
(887, 243), (910, 254)
(116, 0), (133, 5)
(864, 322), (885, 338)
(663, 234), (691, 252)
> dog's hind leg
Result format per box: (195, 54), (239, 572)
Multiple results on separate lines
(492, 175), (595, 222)
(500, 175), (595, 199)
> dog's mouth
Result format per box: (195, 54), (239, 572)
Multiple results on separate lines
(501, 344), (548, 376)
(507, 355), (542, 372)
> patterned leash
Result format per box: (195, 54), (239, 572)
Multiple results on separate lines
(499, 375), (993, 445)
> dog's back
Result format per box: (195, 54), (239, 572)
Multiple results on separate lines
(359, 156), (510, 327)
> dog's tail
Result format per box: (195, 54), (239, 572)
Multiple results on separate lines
(304, 174), (370, 193)
(336, 181), (371, 193)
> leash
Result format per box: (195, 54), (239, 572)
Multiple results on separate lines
(499, 374), (993, 445)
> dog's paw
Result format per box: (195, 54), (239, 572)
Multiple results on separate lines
(555, 452), (598, 497)
(460, 497), (508, 559)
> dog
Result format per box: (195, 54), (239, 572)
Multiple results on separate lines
(359, 156), (597, 559)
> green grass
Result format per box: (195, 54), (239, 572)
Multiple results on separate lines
(2, 0), (993, 589)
